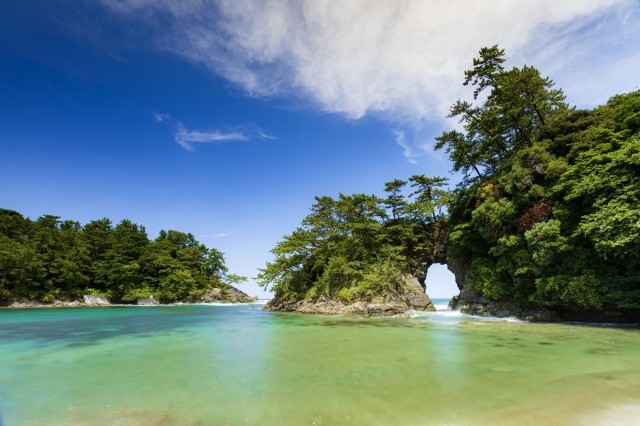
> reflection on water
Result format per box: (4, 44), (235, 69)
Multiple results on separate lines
(1, 302), (639, 425)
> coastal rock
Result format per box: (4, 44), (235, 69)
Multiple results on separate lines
(448, 295), (460, 310)
(265, 273), (436, 317)
(6, 298), (85, 308)
(137, 296), (159, 306)
(298, 298), (345, 315)
(201, 288), (223, 302)
(454, 287), (560, 322)
(54, 300), (83, 307)
(364, 302), (407, 316)
(3, 286), (259, 309)
(201, 285), (258, 304)
(7, 298), (47, 309)
(264, 298), (409, 317)
(400, 274), (436, 311)
(83, 295), (110, 306)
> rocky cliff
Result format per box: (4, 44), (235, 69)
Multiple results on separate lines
(265, 274), (435, 317)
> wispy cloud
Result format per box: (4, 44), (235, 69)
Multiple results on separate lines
(104, 0), (639, 162)
(201, 231), (237, 238)
(154, 113), (275, 151)
(212, 231), (235, 238)
(153, 112), (171, 123)
(393, 128), (450, 168)
(393, 130), (418, 165)
(175, 123), (247, 151)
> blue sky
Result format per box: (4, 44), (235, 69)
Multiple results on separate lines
(1, 1), (639, 298)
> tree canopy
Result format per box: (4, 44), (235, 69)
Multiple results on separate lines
(436, 46), (640, 317)
(0, 210), (238, 304)
(258, 175), (449, 303)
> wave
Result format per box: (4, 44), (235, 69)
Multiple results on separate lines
(408, 303), (525, 323)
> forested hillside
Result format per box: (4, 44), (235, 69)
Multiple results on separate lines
(261, 46), (640, 320)
(0, 209), (242, 304)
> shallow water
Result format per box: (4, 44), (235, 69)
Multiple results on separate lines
(1, 301), (639, 425)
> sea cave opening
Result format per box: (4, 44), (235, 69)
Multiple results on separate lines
(424, 263), (459, 305)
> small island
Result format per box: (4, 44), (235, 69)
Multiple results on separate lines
(260, 47), (640, 323)
(0, 210), (256, 308)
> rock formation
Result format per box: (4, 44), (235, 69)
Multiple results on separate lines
(265, 273), (435, 317)
(201, 285), (258, 303)
(83, 295), (111, 306)
(136, 296), (159, 306)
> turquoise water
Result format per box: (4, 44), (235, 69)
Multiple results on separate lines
(1, 301), (640, 425)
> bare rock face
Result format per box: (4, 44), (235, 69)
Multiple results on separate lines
(265, 273), (436, 317)
(264, 298), (409, 317)
(201, 288), (223, 302)
(400, 275), (436, 311)
(137, 296), (159, 306)
(201, 285), (258, 303)
(83, 295), (110, 306)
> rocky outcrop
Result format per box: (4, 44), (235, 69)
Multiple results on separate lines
(5, 298), (84, 309)
(201, 285), (259, 304)
(83, 295), (111, 306)
(136, 296), (159, 306)
(265, 274), (436, 317)
(3, 285), (259, 309)
(265, 298), (410, 316)
(449, 286), (560, 322)
(400, 274), (436, 311)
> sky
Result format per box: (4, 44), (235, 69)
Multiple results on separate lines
(1, 0), (639, 299)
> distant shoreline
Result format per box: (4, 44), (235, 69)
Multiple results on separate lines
(1, 300), (264, 309)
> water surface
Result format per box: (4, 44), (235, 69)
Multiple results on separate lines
(1, 301), (639, 425)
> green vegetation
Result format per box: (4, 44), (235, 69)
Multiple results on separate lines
(258, 176), (449, 302)
(262, 46), (640, 319)
(0, 210), (239, 304)
(441, 46), (640, 317)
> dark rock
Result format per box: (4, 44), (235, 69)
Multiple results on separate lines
(448, 295), (460, 310)
(455, 286), (561, 322)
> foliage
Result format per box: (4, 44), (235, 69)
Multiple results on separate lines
(435, 46), (640, 316)
(258, 177), (448, 301)
(0, 209), (234, 304)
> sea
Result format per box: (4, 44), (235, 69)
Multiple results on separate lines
(1, 299), (639, 425)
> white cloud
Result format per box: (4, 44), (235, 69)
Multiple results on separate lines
(394, 130), (418, 165)
(201, 231), (237, 238)
(153, 113), (275, 151)
(103, 0), (640, 160)
(153, 112), (171, 123)
(212, 231), (235, 238)
(175, 123), (247, 151)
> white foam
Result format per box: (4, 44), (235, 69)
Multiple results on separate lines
(173, 302), (263, 307)
(409, 304), (528, 324)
